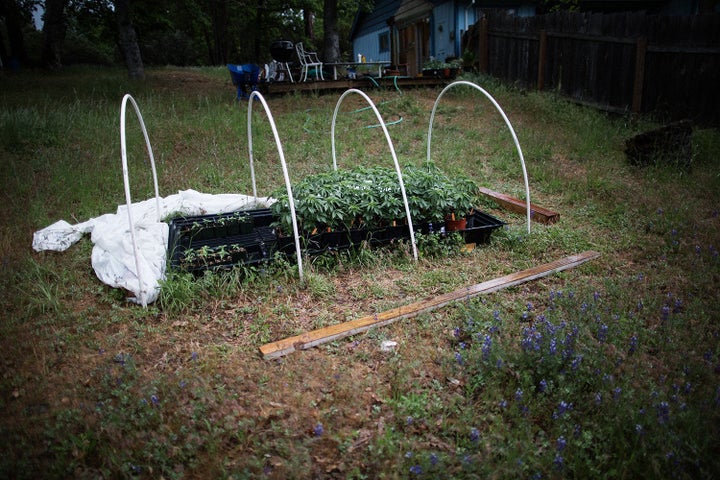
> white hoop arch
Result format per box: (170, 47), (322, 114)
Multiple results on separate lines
(120, 94), (162, 306)
(331, 88), (418, 262)
(247, 91), (304, 280)
(427, 80), (531, 233)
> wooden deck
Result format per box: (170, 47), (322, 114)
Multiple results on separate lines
(261, 75), (449, 95)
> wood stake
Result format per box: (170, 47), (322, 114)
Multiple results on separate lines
(260, 251), (600, 359)
(479, 187), (560, 224)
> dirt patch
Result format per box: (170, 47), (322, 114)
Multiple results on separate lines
(147, 69), (229, 97)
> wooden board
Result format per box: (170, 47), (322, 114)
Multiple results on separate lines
(478, 187), (560, 224)
(260, 251), (600, 359)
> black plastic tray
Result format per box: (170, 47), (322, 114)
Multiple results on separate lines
(167, 208), (504, 273)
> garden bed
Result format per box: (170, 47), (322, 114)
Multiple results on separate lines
(167, 208), (504, 274)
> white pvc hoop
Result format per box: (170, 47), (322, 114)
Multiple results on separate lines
(120, 94), (161, 307)
(427, 80), (531, 233)
(330, 88), (418, 262)
(247, 91), (304, 281)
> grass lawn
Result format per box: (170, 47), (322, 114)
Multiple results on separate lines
(1, 66), (719, 479)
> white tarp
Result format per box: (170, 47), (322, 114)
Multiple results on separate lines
(32, 189), (273, 305)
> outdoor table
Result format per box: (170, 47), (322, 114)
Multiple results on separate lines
(326, 61), (391, 80)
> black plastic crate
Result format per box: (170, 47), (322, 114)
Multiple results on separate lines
(461, 211), (506, 244)
(167, 208), (504, 273)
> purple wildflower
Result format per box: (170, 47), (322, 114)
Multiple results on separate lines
(661, 305), (670, 322)
(556, 436), (567, 452)
(313, 423), (324, 437)
(553, 400), (572, 419)
(673, 298), (683, 314)
(539, 379), (548, 393)
(430, 453), (438, 465)
(521, 326), (542, 352)
(553, 454), (564, 471)
(613, 387), (622, 401)
(598, 323), (609, 343)
(629, 335), (638, 355)
(191, 351), (199, 361)
(409, 465), (423, 475)
(571, 354), (583, 371)
(549, 337), (557, 356)
(636, 424), (644, 435)
(656, 402), (670, 425)
(470, 427), (480, 442)
(595, 392), (602, 405)
(455, 352), (464, 365)
(150, 394), (160, 405)
(515, 389), (524, 402)
(482, 335), (492, 360)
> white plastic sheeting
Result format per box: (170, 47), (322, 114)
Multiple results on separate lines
(32, 189), (271, 305)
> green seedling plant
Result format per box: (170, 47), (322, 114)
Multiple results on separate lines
(271, 162), (481, 235)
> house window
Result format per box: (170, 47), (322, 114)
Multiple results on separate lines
(378, 31), (390, 53)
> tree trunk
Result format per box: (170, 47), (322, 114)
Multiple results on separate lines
(322, 0), (340, 63)
(115, 0), (144, 79)
(42, 0), (68, 69)
(303, 7), (314, 43)
(254, 0), (264, 62)
(0, 0), (28, 67)
(209, 0), (228, 64)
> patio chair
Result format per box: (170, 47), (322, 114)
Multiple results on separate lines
(295, 42), (324, 82)
(227, 63), (260, 99)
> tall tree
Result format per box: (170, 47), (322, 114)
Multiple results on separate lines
(42, 0), (68, 68)
(322, 0), (339, 63)
(114, 0), (144, 78)
(0, 0), (33, 67)
(303, 5), (314, 44)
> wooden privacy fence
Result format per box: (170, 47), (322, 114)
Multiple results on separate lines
(463, 11), (720, 123)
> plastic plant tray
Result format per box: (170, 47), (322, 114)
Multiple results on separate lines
(167, 208), (504, 273)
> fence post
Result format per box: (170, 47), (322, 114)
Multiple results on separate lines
(479, 17), (489, 73)
(632, 36), (647, 113)
(537, 29), (547, 90)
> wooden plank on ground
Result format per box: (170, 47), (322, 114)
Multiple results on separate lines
(478, 187), (560, 224)
(260, 251), (600, 359)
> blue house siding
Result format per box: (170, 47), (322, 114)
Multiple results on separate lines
(431, 2), (454, 61)
(352, 0), (479, 71)
(351, 0), (402, 62)
(354, 27), (393, 62)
